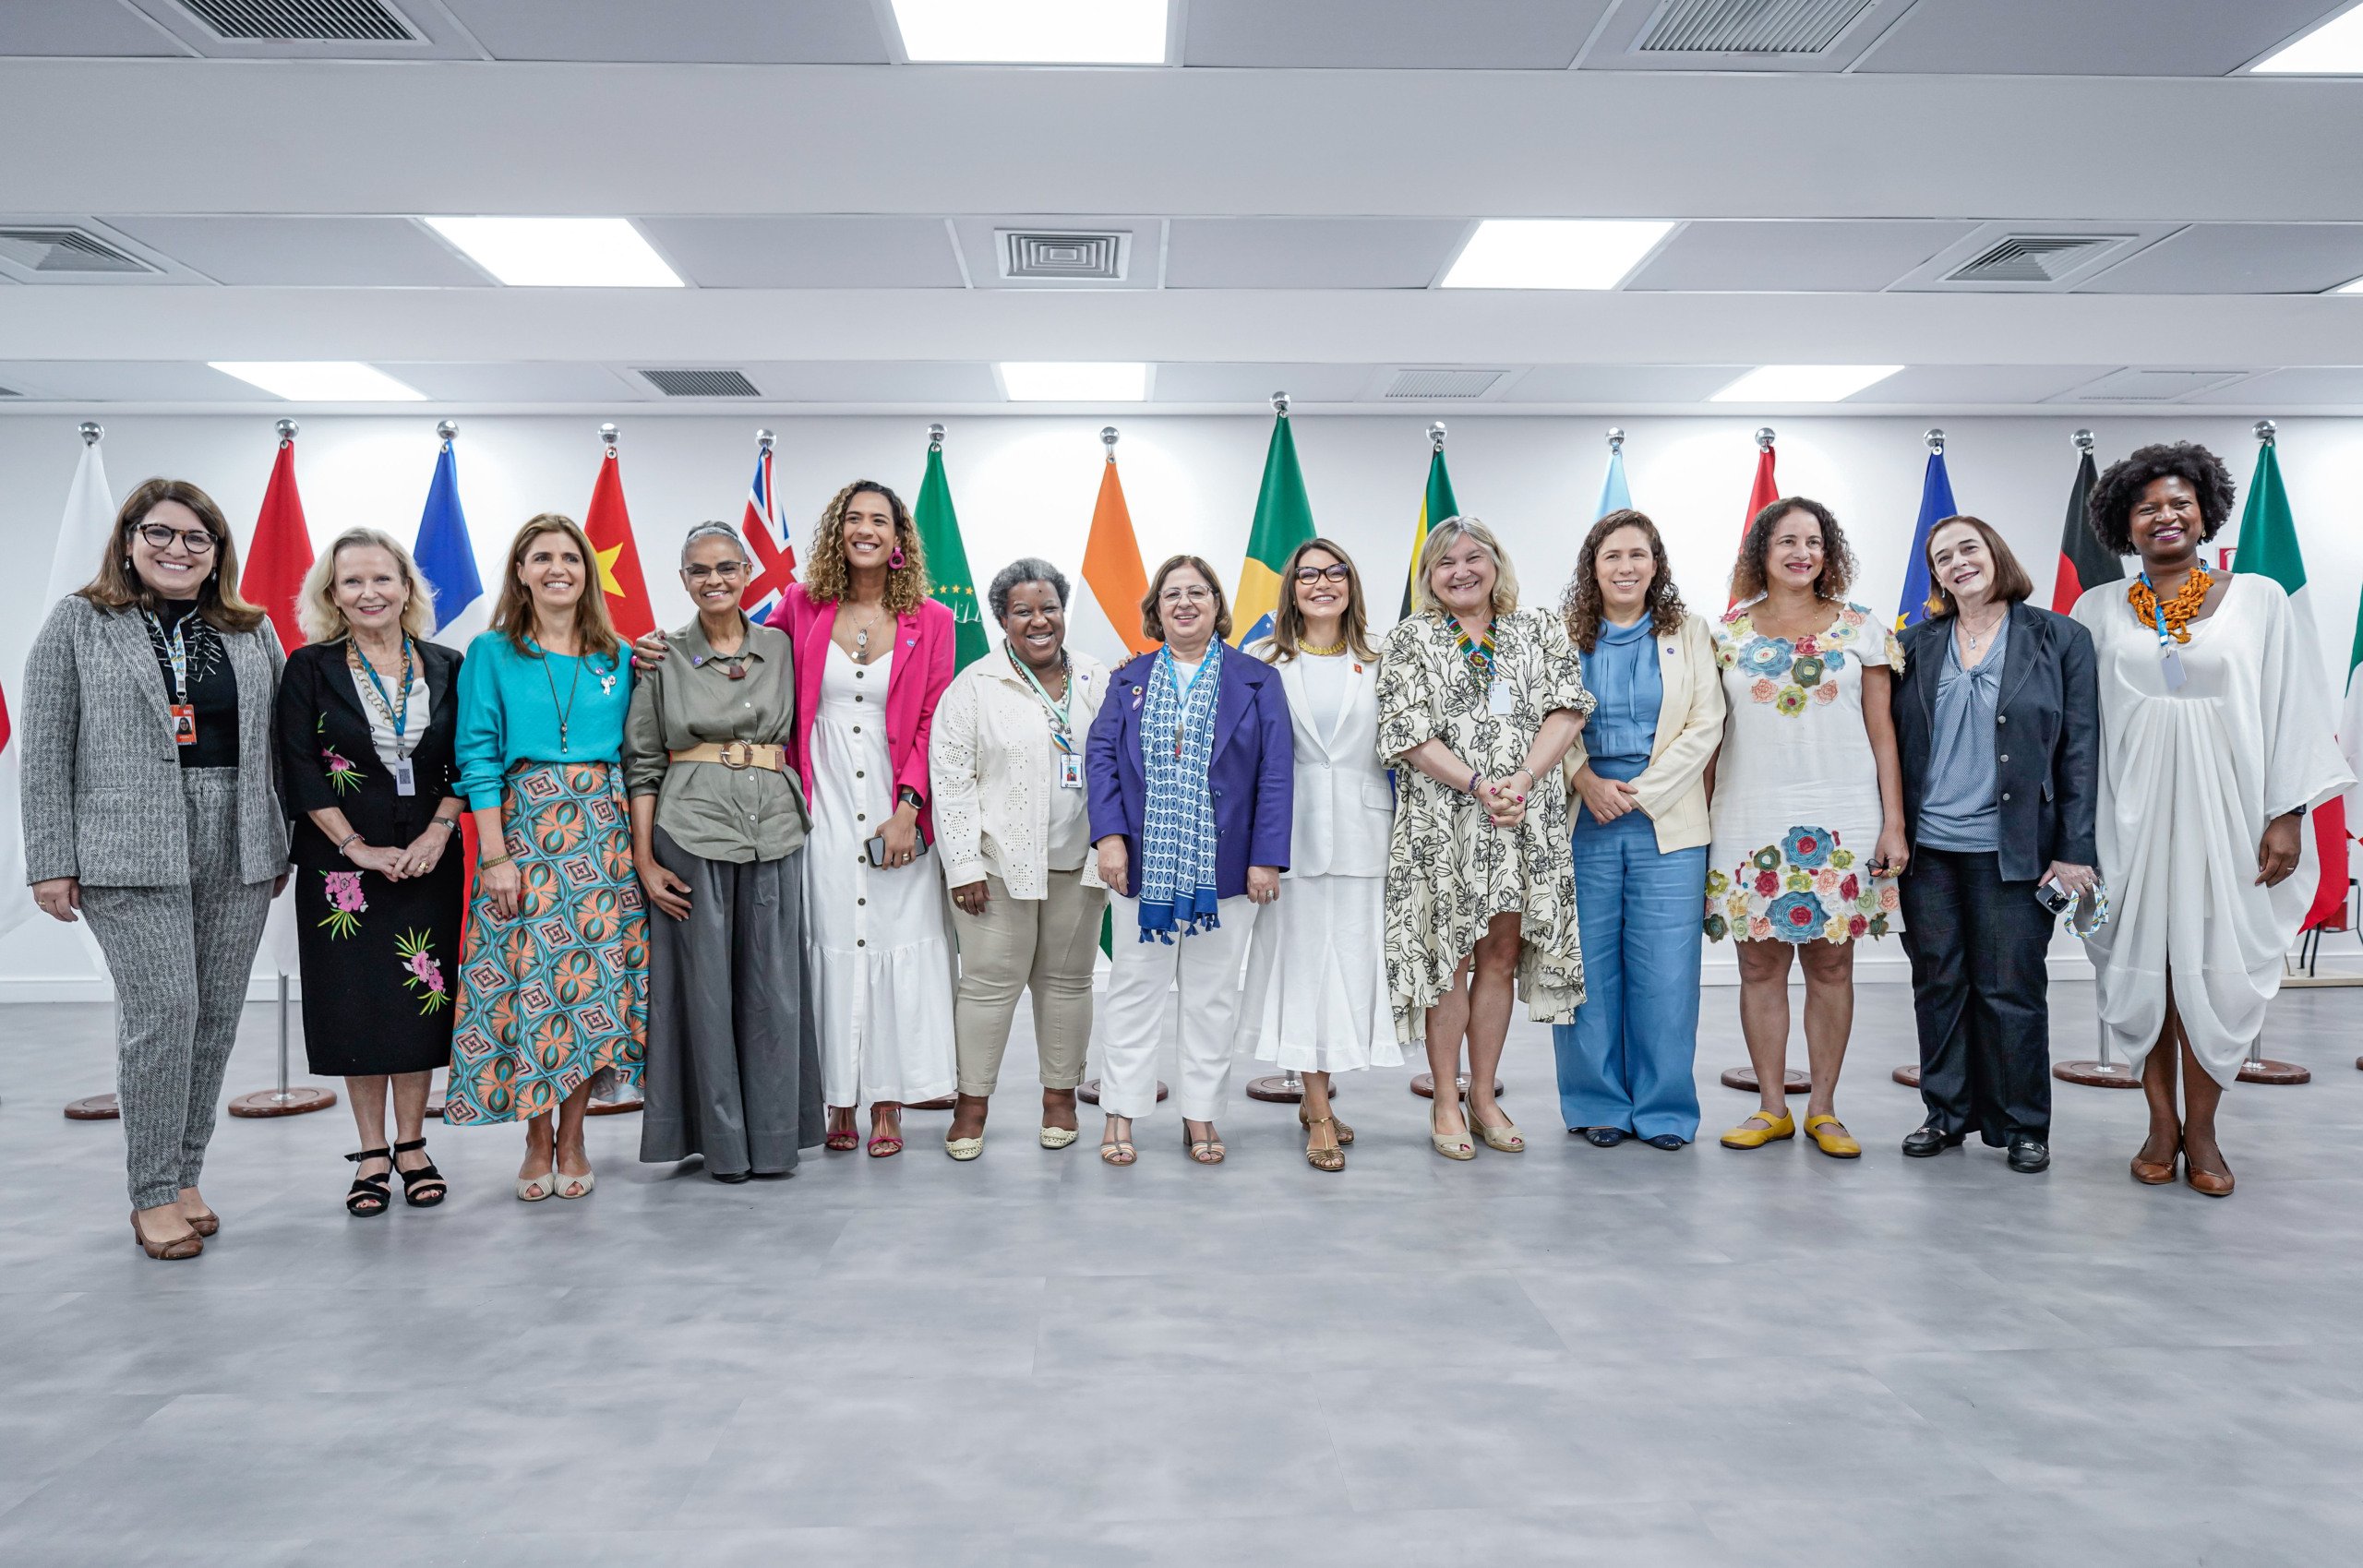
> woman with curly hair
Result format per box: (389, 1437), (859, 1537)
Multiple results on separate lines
(1707, 497), (1908, 1160)
(2071, 443), (2350, 1197)
(1553, 510), (1724, 1150)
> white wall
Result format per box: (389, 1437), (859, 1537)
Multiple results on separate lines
(6, 410), (2359, 994)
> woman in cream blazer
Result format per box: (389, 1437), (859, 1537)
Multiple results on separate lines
(1554, 511), (1725, 1149)
(1238, 538), (1399, 1172)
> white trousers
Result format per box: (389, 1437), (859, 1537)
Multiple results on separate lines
(1096, 893), (1258, 1121)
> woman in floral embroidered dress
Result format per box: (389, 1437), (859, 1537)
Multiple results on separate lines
(276, 529), (468, 1216)
(1705, 497), (1908, 1161)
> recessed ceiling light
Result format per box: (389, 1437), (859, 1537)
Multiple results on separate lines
(1710, 365), (1904, 403)
(2254, 5), (2363, 72)
(423, 217), (683, 288)
(894, 0), (1168, 63)
(209, 362), (426, 401)
(1440, 220), (1675, 290)
(2334, 276), (2363, 294)
(999, 362), (1148, 401)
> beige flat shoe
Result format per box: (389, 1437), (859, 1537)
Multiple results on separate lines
(1430, 1102), (1475, 1161)
(945, 1135), (985, 1162)
(1038, 1125), (1079, 1150)
(1470, 1111), (1525, 1154)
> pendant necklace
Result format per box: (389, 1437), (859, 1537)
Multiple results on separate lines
(541, 640), (584, 753)
(1961, 609), (2005, 654)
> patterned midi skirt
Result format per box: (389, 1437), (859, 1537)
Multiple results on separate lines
(444, 761), (649, 1125)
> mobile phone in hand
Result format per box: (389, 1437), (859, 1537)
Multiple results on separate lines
(866, 834), (887, 868)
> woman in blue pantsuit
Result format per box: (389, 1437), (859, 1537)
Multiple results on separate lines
(1553, 510), (1726, 1148)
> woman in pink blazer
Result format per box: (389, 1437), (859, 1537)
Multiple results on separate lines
(764, 482), (958, 1156)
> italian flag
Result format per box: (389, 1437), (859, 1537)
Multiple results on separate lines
(2233, 437), (2348, 932)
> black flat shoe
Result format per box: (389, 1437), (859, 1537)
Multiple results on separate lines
(1643, 1133), (1685, 1151)
(711, 1170), (752, 1184)
(1582, 1127), (1629, 1147)
(1901, 1125), (1963, 1158)
(2006, 1136), (2051, 1174)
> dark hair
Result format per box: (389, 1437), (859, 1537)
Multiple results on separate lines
(1140, 555), (1231, 644)
(1729, 496), (1856, 604)
(78, 477), (268, 634)
(988, 557), (1070, 622)
(1921, 516), (2034, 619)
(1562, 509), (1688, 653)
(1266, 537), (1375, 662)
(2086, 441), (2236, 557)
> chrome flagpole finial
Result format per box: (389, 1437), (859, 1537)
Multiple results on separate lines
(599, 422), (619, 449)
(275, 418), (299, 444)
(928, 422), (945, 451)
(1925, 427), (1945, 454)
(1606, 426), (1625, 454)
(2253, 418), (2277, 446)
(756, 427), (774, 451)
(2072, 428), (2095, 452)
(1271, 391), (1289, 415)
(436, 419), (459, 444)
(1755, 426), (1776, 451)
(1101, 425), (1119, 459)
(1428, 421), (1446, 452)
(78, 421), (102, 446)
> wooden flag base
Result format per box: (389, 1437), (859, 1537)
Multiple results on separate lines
(228, 1085), (338, 1119)
(906, 1095), (958, 1111)
(1892, 1064), (1922, 1088)
(586, 1097), (642, 1116)
(1719, 1067), (1810, 1095)
(2053, 1060), (2141, 1089)
(64, 1094), (121, 1120)
(1411, 1074), (1504, 1099)
(1076, 1080), (1166, 1105)
(2237, 1059), (2310, 1085)
(1245, 1075), (1308, 1103)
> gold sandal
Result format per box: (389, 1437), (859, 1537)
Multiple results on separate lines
(1302, 1114), (1346, 1173)
(1299, 1107), (1354, 1145)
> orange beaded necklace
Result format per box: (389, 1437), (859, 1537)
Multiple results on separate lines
(2128, 565), (2213, 645)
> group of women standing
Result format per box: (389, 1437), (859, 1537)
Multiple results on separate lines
(19, 438), (2349, 1258)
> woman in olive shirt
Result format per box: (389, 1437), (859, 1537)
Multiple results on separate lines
(624, 522), (823, 1181)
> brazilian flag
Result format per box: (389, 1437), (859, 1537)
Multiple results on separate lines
(1232, 408), (1316, 646)
(1399, 445), (1460, 620)
(914, 439), (989, 671)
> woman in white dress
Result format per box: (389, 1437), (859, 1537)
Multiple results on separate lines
(1706, 497), (1909, 1161)
(2071, 443), (2352, 1197)
(1241, 538), (1399, 1172)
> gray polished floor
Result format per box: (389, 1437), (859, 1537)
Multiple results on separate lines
(4, 978), (2361, 1567)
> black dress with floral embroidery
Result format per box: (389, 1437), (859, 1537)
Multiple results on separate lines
(274, 639), (467, 1076)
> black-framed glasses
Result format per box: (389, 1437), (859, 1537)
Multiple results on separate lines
(1292, 564), (1350, 585)
(683, 562), (748, 583)
(136, 523), (215, 554)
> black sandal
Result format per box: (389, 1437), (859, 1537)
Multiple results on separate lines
(391, 1138), (448, 1208)
(344, 1148), (393, 1217)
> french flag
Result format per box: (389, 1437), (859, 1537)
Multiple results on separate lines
(740, 435), (797, 621)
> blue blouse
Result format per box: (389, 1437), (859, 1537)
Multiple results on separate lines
(1582, 615), (1661, 783)
(455, 630), (633, 809)
(1917, 618), (2006, 853)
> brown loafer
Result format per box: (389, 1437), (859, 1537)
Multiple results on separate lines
(130, 1211), (202, 1261)
(2130, 1141), (2179, 1186)
(2185, 1159), (2234, 1198)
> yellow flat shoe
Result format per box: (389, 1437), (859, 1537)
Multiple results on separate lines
(1720, 1110), (1796, 1150)
(1804, 1114), (1861, 1159)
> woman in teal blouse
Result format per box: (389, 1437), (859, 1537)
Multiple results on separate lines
(447, 513), (647, 1203)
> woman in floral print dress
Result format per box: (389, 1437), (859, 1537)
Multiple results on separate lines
(1706, 497), (1908, 1161)
(277, 529), (468, 1215)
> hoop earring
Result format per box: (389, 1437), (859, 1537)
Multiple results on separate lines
(889, 545), (907, 570)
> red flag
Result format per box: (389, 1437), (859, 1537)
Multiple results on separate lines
(0, 677), (28, 940)
(242, 437), (315, 653)
(1731, 438), (1779, 607)
(584, 443), (654, 641)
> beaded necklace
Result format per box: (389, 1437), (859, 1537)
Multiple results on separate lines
(1447, 615), (1495, 688)
(2128, 565), (2213, 645)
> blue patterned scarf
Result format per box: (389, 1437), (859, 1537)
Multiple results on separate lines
(1135, 641), (1225, 942)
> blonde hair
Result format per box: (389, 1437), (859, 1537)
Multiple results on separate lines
(1412, 516), (1519, 618)
(802, 481), (929, 614)
(489, 513), (620, 661)
(299, 528), (436, 644)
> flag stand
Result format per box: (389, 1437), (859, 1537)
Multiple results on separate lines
(228, 972), (337, 1118)
(1247, 1068), (1333, 1104)
(1077, 1081), (1167, 1106)
(2237, 1035), (2309, 1086)
(1410, 1074), (1504, 1100)
(65, 1000), (122, 1119)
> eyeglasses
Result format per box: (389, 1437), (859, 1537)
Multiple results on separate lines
(683, 562), (748, 583)
(1292, 564), (1350, 585)
(1158, 586), (1212, 605)
(136, 523), (215, 554)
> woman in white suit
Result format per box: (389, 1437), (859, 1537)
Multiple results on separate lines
(1241, 538), (1399, 1171)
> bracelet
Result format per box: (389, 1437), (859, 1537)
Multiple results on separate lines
(478, 852), (513, 870)
(1468, 771), (1483, 796)
(335, 832), (363, 858)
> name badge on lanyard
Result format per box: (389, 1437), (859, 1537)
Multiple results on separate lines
(147, 609), (198, 746)
(1487, 678), (1514, 717)
(1057, 749), (1084, 789)
(2139, 570), (2189, 692)
(392, 758), (416, 796)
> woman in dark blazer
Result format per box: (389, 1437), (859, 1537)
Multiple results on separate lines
(1086, 554), (1291, 1166)
(278, 528), (467, 1216)
(1891, 516), (2099, 1173)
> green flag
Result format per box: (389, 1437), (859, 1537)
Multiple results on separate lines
(1399, 447), (1460, 619)
(915, 441), (989, 670)
(1233, 410), (1317, 646)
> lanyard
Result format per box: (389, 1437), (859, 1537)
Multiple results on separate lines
(2137, 570), (2176, 648)
(349, 638), (415, 755)
(144, 607), (193, 702)
(1008, 644), (1074, 751)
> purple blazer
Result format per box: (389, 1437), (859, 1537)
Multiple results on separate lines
(1086, 646), (1294, 900)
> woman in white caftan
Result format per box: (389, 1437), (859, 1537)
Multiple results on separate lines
(2071, 442), (2352, 1197)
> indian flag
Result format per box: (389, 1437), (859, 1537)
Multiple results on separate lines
(1398, 442), (1460, 621)
(1233, 406), (1316, 647)
(2233, 435), (2348, 932)
(1069, 445), (1156, 666)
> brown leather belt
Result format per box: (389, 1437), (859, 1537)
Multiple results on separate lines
(668, 741), (787, 772)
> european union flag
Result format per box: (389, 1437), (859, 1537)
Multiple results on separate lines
(1896, 441), (1957, 629)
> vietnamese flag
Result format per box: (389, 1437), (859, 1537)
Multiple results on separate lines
(584, 437), (654, 642)
(242, 434), (316, 653)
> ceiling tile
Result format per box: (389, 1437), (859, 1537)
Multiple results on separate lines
(745, 363), (1005, 402)
(1855, 0), (2332, 75)
(0, 5), (182, 55)
(1843, 365), (2117, 404)
(1496, 366), (1750, 403)
(441, 0), (888, 63)
(1151, 364), (1375, 402)
(103, 216), (492, 287)
(951, 218), (1161, 291)
(2231, 367), (2363, 405)
(389, 364), (648, 401)
(0, 361), (272, 401)
(1626, 221), (1979, 293)
(2052, 368), (2258, 403)
(2074, 225), (2363, 294)
(1183, 0), (1611, 67)
(631, 217), (964, 289)
(1165, 220), (1467, 290)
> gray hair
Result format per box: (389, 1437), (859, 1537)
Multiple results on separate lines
(679, 521), (745, 566)
(987, 557), (1071, 622)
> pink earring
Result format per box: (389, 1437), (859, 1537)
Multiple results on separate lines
(889, 545), (907, 570)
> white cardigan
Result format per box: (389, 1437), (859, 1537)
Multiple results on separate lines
(1259, 643), (1393, 880)
(930, 647), (1110, 900)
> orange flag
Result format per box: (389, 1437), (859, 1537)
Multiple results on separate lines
(1079, 449), (1156, 660)
(584, 437), (654, 641)
(242, 433), (316, 653)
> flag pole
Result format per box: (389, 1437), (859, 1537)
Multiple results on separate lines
(582, 419), (646, 1117)
(1891, 427), (1947, 1090)
(905, 414), (966, 1116)
(1242, 395), (1312, 1107)
(423, 420), (461, 1121)
(62, 421), (133, 1121)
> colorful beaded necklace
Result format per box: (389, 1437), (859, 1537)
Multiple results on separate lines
(1448, 615), (1496, 688)
(2128, 564), (2213, 645)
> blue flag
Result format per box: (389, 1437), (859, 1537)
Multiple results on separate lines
(1895, 447), (1957, 629)
(1595, 447), (1632, 521)
(412, 440), (481, 634)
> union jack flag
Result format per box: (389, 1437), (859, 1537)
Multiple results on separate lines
(741, 438), (797, 620)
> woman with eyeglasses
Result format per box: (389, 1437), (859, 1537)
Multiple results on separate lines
(1238, 539), (1397, 1172)
(622, 522), (822, 1183)
(21, 479), (292, 1259)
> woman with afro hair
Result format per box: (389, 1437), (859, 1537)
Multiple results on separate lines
(2069, 441), (2350, 1197)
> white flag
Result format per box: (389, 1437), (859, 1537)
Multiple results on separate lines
(45, 437), (116, 608)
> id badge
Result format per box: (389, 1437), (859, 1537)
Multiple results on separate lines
(1056, 751), (1084, 789)
(169, 703), (198, 746)
(392, 757), (417, 796)
(2160, 648), (2188, 692)
(1486, 680), (1513, 717)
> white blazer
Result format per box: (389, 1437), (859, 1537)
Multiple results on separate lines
(1263, 645), (1393, 880)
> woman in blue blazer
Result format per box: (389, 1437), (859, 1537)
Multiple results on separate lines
(1086, 554), (1292, 1166)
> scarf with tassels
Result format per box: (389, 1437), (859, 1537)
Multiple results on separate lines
(1135, 641), (1225, 941)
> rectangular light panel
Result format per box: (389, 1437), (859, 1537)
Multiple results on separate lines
(209, 362), (426, 401)
(999, 362), (1149, 401)
(1440, 220), (1675, 289)
(1710, 365), (1904, 402)
(894, 0), (1168, 63)
(2254, 5), (2363, 72)
(2337, 277), (2363, 293)
(423, 217), (683, 287)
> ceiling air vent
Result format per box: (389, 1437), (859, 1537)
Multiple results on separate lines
(1947, 235), (2123, 285)
(1385, 369), (1504, 401)
(1637, 0), (1874, 54)
(0, 227), (157, 275)
(2065, 368), (2249, 403)
(638, 368), (762, 398)
(1000, 231), (1129, 281)
(176, 0), (417, 42)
